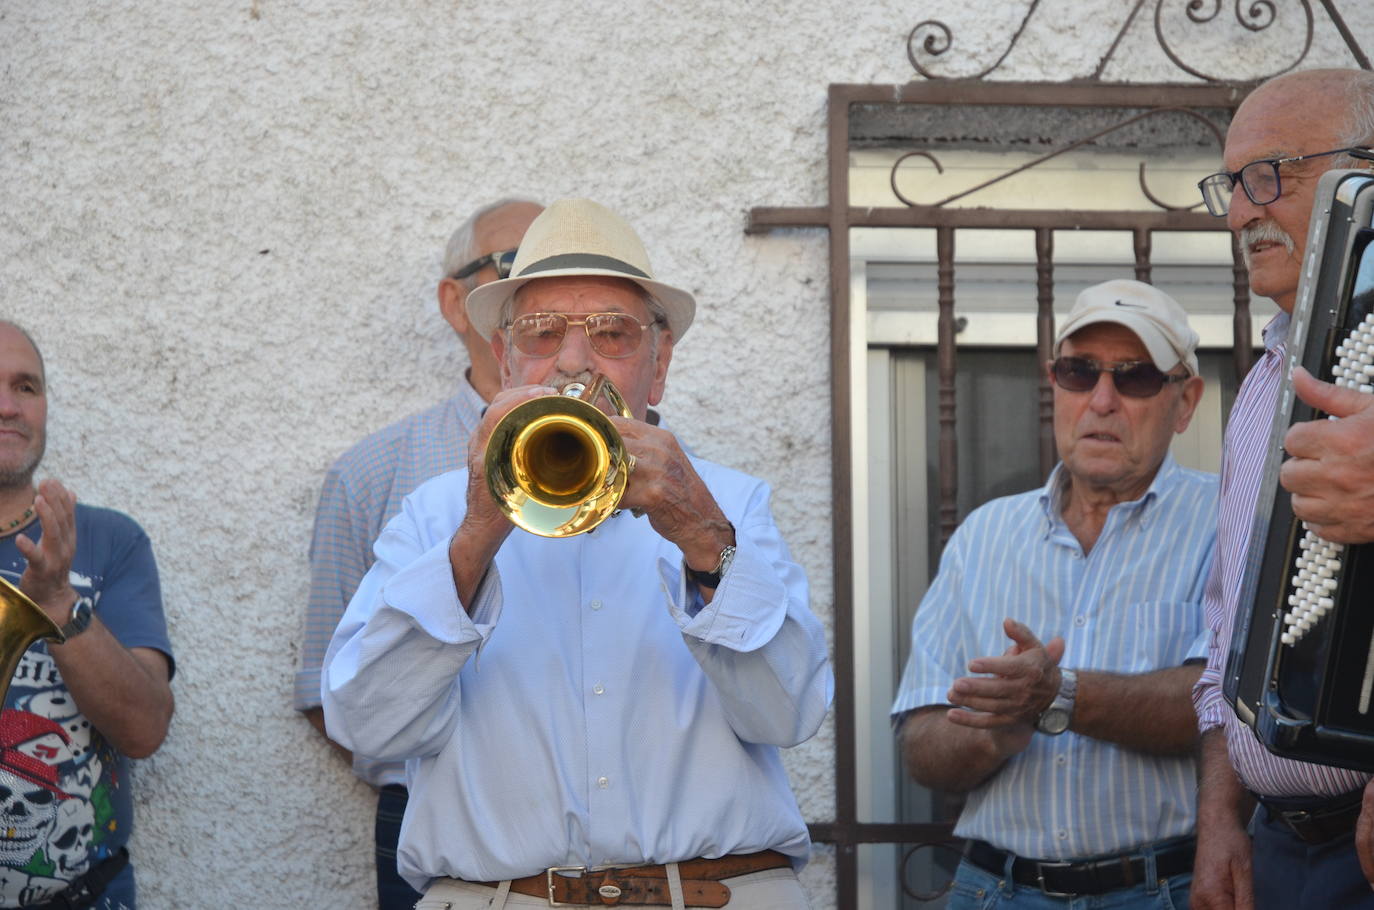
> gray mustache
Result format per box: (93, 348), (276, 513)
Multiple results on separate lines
(1241, 221), (1296, 256)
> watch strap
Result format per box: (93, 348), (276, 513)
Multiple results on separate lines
(59, 598), (93, 639)
(686, 543), (736, 589)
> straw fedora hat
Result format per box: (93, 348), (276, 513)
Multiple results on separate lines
(465, 198), (696, 342)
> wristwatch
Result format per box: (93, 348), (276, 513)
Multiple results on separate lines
(1035, 668), (1077, 735)
(59, 598), (94, 640)
(685, 544), (736, 589)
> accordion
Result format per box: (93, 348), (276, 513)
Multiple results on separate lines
(1223, 167), (1374, 773)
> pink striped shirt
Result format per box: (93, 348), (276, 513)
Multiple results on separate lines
(1193, 312), (1371, 797)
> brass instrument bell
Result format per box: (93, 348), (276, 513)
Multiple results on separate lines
(485, 375), (635, 537)
(0, 575), (64, 706)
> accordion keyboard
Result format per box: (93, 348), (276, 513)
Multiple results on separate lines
(1280, 312), (1374, 711)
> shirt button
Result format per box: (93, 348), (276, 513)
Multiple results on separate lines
(1071, 551), (1082, 559)
(590, 600), (602, 611)
(1058, 829), (1068, 840)
(1056, 755), (1067, 766)
(597, 776), (609, 789)
(593, 684), (605, 695)
(1074, 615), (1086, 627)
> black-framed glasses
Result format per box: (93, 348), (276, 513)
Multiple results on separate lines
(1197, 147), (1374, 216)
(507, 312), (656, 359)
(1051, 356), (1187, 398)
(452, 249), (518, 281)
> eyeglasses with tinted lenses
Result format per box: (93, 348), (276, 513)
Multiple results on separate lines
(508, 312), (655, 359)
(452, 249), (518, 281)
(1051, 357), (1187, 398)
(1197, 147), (1374, 216)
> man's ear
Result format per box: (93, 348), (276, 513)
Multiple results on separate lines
(648, 330), (674, 406)
(491, 329), (511, 385)
(1173, 374), (1206, 434)
(438, 278), (471, 335)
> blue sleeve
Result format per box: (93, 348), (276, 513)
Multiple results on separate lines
(890, 523), (972, 720)
(78, 507), (174, 680)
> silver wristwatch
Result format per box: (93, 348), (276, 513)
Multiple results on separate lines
(1035, 668), (1077, 735)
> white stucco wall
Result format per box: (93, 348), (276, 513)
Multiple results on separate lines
(0, 1), (1369, 906)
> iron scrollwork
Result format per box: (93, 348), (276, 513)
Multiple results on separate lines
(905, 0), (1361, 83)
(906, 0), (1042, 81)
(900, 841), (965, 903)
(888, 106), (1227, 213)
(1154, 0), (1313, 82)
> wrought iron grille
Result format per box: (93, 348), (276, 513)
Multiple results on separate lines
(747, 4), (1371, 907)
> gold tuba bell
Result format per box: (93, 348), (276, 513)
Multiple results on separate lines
(485, 374), (635, 537)
(0, 575), (64, 705)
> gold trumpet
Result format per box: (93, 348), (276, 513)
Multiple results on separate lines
(0, 576), (64, 705)
(485, 374), (635, 537)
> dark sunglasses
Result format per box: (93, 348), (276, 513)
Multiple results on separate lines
(452, 249), (517, 281)
(1051, 356), (1187, 398)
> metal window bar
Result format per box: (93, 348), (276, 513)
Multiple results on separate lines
(747, 80), (1257, 909)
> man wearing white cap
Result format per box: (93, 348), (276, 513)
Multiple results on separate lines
(891, 279), (1215, 908)
(321, 198), (833, 908)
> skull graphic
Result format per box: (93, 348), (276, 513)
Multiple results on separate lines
(0, 768), (59, 864)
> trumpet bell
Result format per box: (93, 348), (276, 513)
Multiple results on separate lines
(511, 411), (613, 507)
(0, 575), (64, 706)
(485, 377), (633, 538)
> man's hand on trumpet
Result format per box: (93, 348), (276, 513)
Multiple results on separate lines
(613, 417), (735, 597)
(449, 384), (553, 604)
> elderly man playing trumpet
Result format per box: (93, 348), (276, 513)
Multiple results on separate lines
(322, 198), (833, 910)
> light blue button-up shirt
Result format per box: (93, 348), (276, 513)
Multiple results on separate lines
(891, 455), (1217, 859)
(321, 456), (833, 890)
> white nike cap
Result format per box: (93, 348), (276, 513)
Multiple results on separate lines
(1055, 278), (1199, 375)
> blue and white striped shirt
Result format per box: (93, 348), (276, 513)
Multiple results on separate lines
(891, 455), (1217, 859)
(296, 378), (485, 787)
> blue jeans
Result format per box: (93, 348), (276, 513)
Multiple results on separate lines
(376, 784), (423, 910)
(948, 858), (1190, 910)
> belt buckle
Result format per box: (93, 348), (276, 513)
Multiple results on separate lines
(546, 864), (632, 907)
(546, 865), (588, 907)
(1035, 860), (1076, 898)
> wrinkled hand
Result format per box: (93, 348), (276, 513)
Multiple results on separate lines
(15, 479), (78, 618)
(1359, 778), (1374, 891)
(1282, 367), (1374, 543)
(1192, 807), (1255, 910)
(946, 618), (1065, 732)
(613, 418), (732, 572)
(462, 384), (558, 536)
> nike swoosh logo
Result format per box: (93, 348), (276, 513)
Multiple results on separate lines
(1113, 299), (1147, 308)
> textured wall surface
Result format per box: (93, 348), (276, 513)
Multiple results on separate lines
(0, 0), (1368, 906)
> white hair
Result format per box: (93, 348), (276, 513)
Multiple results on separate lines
(1336, 72), (1374, 164)
(441, 196), (541, 289)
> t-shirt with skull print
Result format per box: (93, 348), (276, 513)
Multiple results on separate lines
(0, 505), (172, 909)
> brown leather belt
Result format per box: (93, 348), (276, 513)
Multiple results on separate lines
(477, 850), (791, 907)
